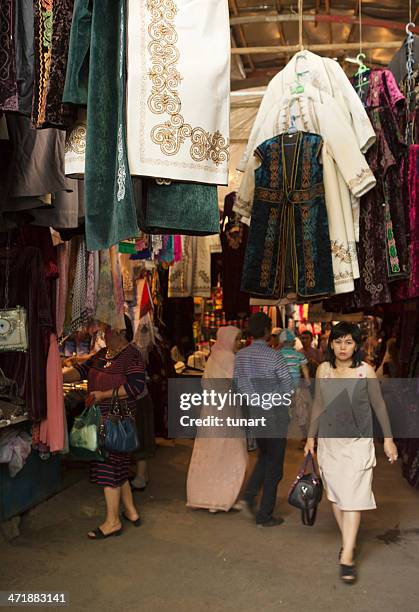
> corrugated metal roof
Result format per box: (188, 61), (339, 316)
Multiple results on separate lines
(230, 1), (417, 87)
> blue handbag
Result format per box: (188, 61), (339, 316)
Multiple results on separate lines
(103, 389), (139, 453)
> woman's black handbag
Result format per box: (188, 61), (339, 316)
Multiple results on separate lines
(102, 389), (139, 453)
(288, 452), (323, 526)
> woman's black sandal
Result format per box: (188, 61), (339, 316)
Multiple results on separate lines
(87, 526), (123, 539)
(340, 563), (357, 583)
(122, 512), (142, 527)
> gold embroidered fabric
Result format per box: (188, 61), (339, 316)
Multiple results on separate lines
(65, 123), (86, 155)
(146, 0), (228, 166)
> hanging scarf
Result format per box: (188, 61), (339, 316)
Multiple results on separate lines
(95, 249), (125, 330)
(69, 238), (88, 332)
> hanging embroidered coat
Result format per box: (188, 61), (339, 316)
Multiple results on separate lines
(32, 0), (75, 128)
(241, 132), (334, 300)
(126, 0), (230, 185)
(235, 87), (376, 295)
(0, 0), (18, 112)
(63, 0), (138, 250)
(393, 145), (419, 299)
(352, 69), (408, 308)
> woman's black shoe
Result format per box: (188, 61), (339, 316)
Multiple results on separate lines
(340, 563), (357, 584)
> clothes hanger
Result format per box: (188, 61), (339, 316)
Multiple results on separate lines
(353, 53), (370, 95)
(354, 52), (369, 78)
(283, 114), (299, 143)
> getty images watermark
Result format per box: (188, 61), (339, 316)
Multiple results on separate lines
(178, 389), (293, 428)
(168, 377), (419, 439)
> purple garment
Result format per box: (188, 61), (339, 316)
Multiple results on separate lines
(221, 192), (250, 317)
(393, 145), (419, 299)
(0, 247), (52, 422)
(352, 70), (408, 308)
(32, 0), (75, 127)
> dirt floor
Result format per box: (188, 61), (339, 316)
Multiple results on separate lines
(1, 439), (419, 612)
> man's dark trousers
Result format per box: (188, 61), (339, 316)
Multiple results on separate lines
(243, 437), (288, 524)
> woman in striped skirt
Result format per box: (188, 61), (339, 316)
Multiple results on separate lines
(63, 316), (145, 539)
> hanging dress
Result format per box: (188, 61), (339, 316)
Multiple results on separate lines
(126, 0), (230, 186)
(32, 0), (75, 127)
(241, 132), (334, 300)
(351, 69), (408, 308)
(236, 87), (376, 295)
(63, 0), (138, 250)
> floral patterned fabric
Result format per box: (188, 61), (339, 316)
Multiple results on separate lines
(0, 0), (18, 111)
(32, 0), (75, 127)
(352, 70), (408, 308)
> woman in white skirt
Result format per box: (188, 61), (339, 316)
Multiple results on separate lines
(305, 322), (398, 584)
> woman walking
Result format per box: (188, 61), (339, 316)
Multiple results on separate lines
(187, 326), (248, 513)
(305, 322), (398, 583)
(63, 316), (145, 538)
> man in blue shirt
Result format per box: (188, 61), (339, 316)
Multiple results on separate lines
(233, 312), (293, 527)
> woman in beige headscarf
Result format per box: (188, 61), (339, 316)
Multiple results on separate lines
(186, 326), (248, 513)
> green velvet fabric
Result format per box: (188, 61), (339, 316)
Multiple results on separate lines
(62, 0), (91, 105)
(138, 180), (220, 236)
(63, 0), (138, 251)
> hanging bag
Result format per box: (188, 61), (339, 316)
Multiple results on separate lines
(0, 233), (28, 353)
(288, 451), (323, 526)
(102, 388), (139, 453)
(69, 403), (105, 461)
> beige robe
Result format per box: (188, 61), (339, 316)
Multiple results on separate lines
(238, 50), (375, 172)
(168, 234), (221, 298)
(235, 86), (376, 295)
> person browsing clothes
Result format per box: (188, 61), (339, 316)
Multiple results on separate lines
(63, 315), (145, 539)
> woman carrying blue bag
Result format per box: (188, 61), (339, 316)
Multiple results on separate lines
(63, 315), (145, 539)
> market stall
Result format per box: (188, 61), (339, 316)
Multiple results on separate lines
(0, 0), (418, 528)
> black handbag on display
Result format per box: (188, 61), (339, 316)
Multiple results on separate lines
(102, 388), (139, 453)
(288, 451), (323, 526)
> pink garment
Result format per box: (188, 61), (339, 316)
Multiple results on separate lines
(39, 334), (65, 452)
(186, 437), (248, 511)
(406, 145), (419, 297)
(56, 242), (70, 337)
(173, 235), (182, 262)
(394, 145), (419, 299)
(186, 325), (247, 511)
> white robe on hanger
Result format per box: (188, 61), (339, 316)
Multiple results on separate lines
(127, 0), (230, 185)
(238, 50), (376, 172)
(235, 87), (376, 295)
(237, 50), (376, 241)
(168, 234), (221, 298)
